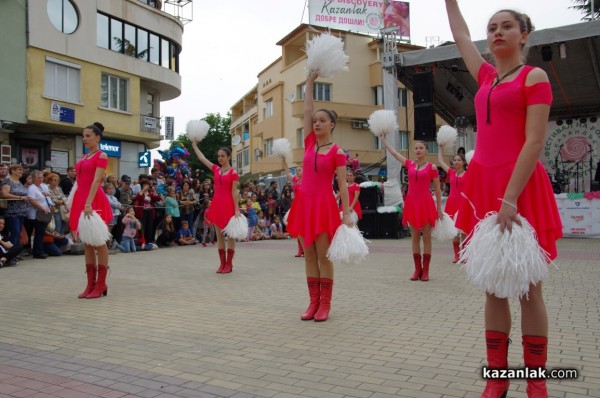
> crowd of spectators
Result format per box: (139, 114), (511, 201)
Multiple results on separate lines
(0, 163), (299, 267)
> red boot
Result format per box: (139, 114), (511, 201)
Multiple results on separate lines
(300, 277), (320, 320)
(421, 254), (431, 281)
(410, 254), (422, 281)
(78, 264), (96, 298)
(314, 278), (333, 322)
(223, 249), (234, 273)
(294, 240), (304, 257)
(481, 331), (510, 398)
(216, 249), (226, 273)
(523, 335), (548, 398)
(452, 241), (460, 263)
(86, 265), (108, 299)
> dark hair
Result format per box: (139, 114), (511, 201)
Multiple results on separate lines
(457, 147), (466, 155)
(218, 147), (232, 158)
(316, 109), (338, 125)
(19, 172), (30, 185)
(494, 9), (534, 34)
(86, 122), (105, 136)
(453, 153), (468, 168)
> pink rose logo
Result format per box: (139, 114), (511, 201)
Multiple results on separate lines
(560, 136), (591, 162)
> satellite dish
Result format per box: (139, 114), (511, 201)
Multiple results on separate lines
(232, 135), (242, 146)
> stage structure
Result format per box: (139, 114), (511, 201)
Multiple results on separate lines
(384, 20), (600, 193)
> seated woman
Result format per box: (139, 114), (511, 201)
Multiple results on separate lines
(270, 215), (289, 239)
(0, 216), (23, 267)
(156, 214), (177, 247)
(43, 229), (69, 256)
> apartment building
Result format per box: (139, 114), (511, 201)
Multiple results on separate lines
(230, 24), (433, 182)
(0, 0), (186, 178)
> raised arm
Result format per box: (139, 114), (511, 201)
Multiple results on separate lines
(437, 144), (451, 172)
(191, 141), (215, 170)
(282, 158), (293, 182)
(304, 71), (319, 136)
(445, 0), (484, 80)
(336, 149), (353, 227)
(381, 134), (407, 166)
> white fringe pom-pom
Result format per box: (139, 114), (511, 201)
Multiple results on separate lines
(368, 110), (398, 137)
(66, 182), (77, 210)
(459, 212), (553, 299)
(283, 209), (290, 225)
(305, 32), (349, 78)
(376, 206), (398, 213)
(223, 214), (248, 241)
(432, 213), (458, 241)
(186, 120), (210, 142)
(327, 225), (369, 265)
(78, 211), (111, 247)
(465, 150), (474, 164)
(339, 210), (359, 224)
(272, 138), (291, 158)
(437, 125), (458, 147)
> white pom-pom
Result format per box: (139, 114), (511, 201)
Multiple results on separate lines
(327, 225), (369, 265)
(459, 213), (553, 299)
(465, 150), (474, 164)
(432, 213), (458, 241)
(66, 182), (78, 210)
(272, 138), (291, 158)
(78, 211), (111, 246)
(186, 120), (210, 142)
(368, 110), (398, 137)
(305, 32), (349, 78)
(437, 125), (458, 147)
(223, 214), (248, 241)
(339, 210), (359, 224)
(283, 209), (290, 225)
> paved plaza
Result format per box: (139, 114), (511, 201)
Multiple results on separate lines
(0, 237), (598, 398)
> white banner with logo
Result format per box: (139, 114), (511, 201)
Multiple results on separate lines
(555, 197), (600, 238)
(308, 0), (410, 38)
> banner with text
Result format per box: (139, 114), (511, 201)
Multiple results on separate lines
(309, 0), (410, 38)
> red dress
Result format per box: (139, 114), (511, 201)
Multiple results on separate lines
(402, 160), (439, 229)
(70, 151), (112, 232)
(455, 63), (562, 260)
(287, 132), (346, 247)
(443, 168), (465, 218)
(341, 183), (362, 219)
(286, 176), (302, 226)
(206, 164), (238, 230)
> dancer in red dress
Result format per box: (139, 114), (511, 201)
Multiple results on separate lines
(381, 138), (442, 281)
(72, 122), (113, 299)
(341, 170), (362, 220)
(191, 142), (240, 273)
(446, 2), (562, 397)
(437, 146), (467, 262)
(283, 159), (304, 257)
(287, 71), (353, 322)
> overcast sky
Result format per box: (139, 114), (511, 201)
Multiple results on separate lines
(157, 0), (585, 147)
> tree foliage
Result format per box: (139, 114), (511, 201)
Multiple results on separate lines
(570, 0), (600, 20)
(170, 112), (231, 180)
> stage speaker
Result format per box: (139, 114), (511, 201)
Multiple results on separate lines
(377, 211), (401, 239)
(414, 105), (436, 141)
(359, 186), (380, 211)
(358, 210), (379, 239)
(412, 71), (433, 104)
(592, 181), (600, 192)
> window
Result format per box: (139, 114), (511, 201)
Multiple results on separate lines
(146, 93), (155, 116)
(426, 141), (439, 153)
(398, 88), (408, 107)
(44, 57), (80, 103)
(373, 86), (383, 106)
(137, 30), (149, 61)
(47, 0), (78, 34)
(110, 19), (123, 53)
(298, 83), (332, 101)
(398, 130), (409, 150)
(264, 139), (273, 157)
(123, 23), (137, 57)
(243, 148), (250, 167)
(149, 33), (160, 65)
(161, 38), (170, 68)
(97, 14), (109, 48)
(101, 73), (129, 112)
(296, 128), (305, 149)
(236, 151), (242, 169)
(264, 99), (273, 118)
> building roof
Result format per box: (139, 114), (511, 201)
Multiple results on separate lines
(394, 20), (600, 124)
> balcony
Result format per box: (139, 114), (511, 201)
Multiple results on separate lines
(140, 115), (162, 137)
(137, 0), (193, 24)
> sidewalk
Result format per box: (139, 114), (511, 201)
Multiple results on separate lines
(0, 238), (598, 398)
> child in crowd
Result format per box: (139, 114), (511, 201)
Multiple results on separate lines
(270, 216), (289, 239)
(176, 220), (195, 246)
(200, 199), (216, 246)
(117, 207), (141, 253)
(105, 183), (123, 248)
(156, 214), (177, 247)
(256, 217), (271, 240)
(244, 198), (259, 241)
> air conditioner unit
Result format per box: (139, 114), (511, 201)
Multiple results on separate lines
(352, 120), (369, 129)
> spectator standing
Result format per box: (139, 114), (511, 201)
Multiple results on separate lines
(116, 207), (141, 253)
(133, 179), (160, 246)
(27, 170), (53, 259)
(47, 173), (68, 234)
(60, 166), (76, 196)
(1, 165), (31, 246)
(164, 186), (181, 231)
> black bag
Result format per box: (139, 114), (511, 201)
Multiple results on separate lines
(36, 209), (52, 223)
